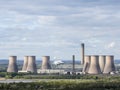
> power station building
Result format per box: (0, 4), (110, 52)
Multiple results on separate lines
(6, 43), (116, 75)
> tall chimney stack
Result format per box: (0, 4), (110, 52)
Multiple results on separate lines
(26, 56), (37, 73)
(41, 56), (51, 69)
(7, 56), (18, 73)
(81, 43), (85, 65)
(72, 55), (75, 72)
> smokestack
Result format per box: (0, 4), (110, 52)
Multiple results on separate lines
(99, 55), (106, 73)
(41, 56), (51, 69)
(22, 56), (28, 71)
(82, 55), (91, 73)
(26, 56), (37, 73)
(81, 43), (85, 65)
(7, 56), (18, 73)
(88, 55), (101, 74)
(72, 55), (75, 72)
(103, 55), (115, 74)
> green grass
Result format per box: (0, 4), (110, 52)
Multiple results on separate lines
(0, 79), (120, 90)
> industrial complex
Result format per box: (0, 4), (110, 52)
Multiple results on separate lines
(6, 43), (116, 75)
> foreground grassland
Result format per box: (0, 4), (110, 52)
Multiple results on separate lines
(0, 79), (120, 90)
(0, 74), (120, 90)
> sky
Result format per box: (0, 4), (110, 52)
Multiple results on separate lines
(0, 0), (120, 60)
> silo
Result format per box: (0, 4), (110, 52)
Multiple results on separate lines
(99, 55), (106, 72)
(103, 55), (115, 74)
(26, 56), (37, 73)
(82, 55), (91, 73)
(41, 56), (51, 69)
(88, 55), (101, 74)
(22, 56), (28, 71)
(81, 43), (85, 65)
(7, 56), (18, 73)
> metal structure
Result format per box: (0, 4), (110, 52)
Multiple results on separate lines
(22, 56), (28, 71)
(88, 55), (101, 74)
(82, 55), (91, 73)
(99, 55), (106, 73)
(7, 56), (18, 73)
(81, 43), (85, 65)
(103, 55), (115, 74)
(41, 56), (51, 69)
(26, 56), (37, 73)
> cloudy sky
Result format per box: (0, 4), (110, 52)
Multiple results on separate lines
(0, 0), (120, 60)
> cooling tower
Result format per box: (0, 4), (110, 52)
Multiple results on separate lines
(81, 43), (85, 64)
(99, 55), (106, 72)
(103, 55), (115, 74)
(41, 56), (51, 69)
(88, 55), (101, 74)
(22, 56), (28, 71)
(7, 56), (18, 73)
(82, 55), (91, 73)
(72, 55), (75, 72)
(26, 56), (37, 73)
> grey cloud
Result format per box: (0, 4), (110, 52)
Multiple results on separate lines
(0, 0), (119, 59)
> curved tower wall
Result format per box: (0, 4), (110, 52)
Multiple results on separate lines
(88, 55), (101, 74)
(99, 55), (106, 73)
(41, 56), (51, 69)
(22, 56), (28, 71)
(82, 55), (91, 73)
(103, 55), (115, 74)
(26, 56), (37, 73)
(7, 56), (18, 73)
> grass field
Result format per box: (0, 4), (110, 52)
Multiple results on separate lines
(0, 75), (120, 90)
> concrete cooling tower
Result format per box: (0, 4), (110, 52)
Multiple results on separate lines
(88, 55), (101, 74)
(22, 56), (28, 71)
(7, 56), (18, 73)
(81, 43), (85, 65)
(103, 55), (115, 74)
(99, 55), (106, 73)
(26, 56), (37, 73)
(41, 56), (51, 69)
(82, 55), (91, 73)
